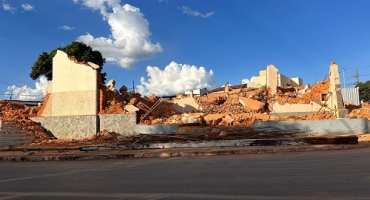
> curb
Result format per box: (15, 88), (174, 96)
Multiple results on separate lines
(1, 142), (369, 162)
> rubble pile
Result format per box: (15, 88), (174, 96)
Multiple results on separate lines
(96, 78), (337, 126)
(98, 78), (125, 114)
(195, 87), (270, 115)
(0, 100), (50, 141)
(273, 79), (329, 105)
(133, 79), (338, 126)
(347, 103), (370, 119)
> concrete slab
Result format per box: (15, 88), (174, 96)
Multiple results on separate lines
(252, 118), (369, 135)
(134, 124), (179, 134)
(132, 138), (306, 149)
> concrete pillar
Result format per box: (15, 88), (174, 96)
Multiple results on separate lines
(328, 62), (347, 117)
(266, 64), (278, 95)
(225, 82), (230, 93)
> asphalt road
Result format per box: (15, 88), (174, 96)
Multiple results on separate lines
(0, 148), (370, 200)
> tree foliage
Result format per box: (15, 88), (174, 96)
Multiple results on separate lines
(30, 41), (106, 83)
(356, 81), (370, 102)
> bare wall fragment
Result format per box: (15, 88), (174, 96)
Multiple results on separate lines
(51, 50), (98, 116)
(172, 97), (202, 113)
(328, 62), (347, 117)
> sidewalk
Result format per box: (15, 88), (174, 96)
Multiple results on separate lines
(1, 141), (369, 162)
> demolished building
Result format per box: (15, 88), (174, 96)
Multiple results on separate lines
(26, 50), (351, 139)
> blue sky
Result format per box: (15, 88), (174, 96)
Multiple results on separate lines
(1, 0), (370, 100)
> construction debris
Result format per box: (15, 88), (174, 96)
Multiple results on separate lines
(346, 103), (370, 119)
(0, 100), (51, 142)
(1, 63), (366, 148)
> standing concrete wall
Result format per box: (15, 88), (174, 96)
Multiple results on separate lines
(50, 50), (98, 116)
(31, 115), (98, 139)
(99, 114), (137, 136)
(251, 118), (368, 135)
(266, 64), (278, 95)
(32, 113), (138, 139)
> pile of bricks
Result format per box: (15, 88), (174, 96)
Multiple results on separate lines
(0, 101), (52, 145)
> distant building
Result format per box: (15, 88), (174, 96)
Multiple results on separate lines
(4, 100), (42, 106)
(248, 64), (303, 88)
(184, 88), (209, 96)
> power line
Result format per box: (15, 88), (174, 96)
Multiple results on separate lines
(344, 66), (370, 70)
(0, 92), (44, 97)
(0, 81), (12, 86)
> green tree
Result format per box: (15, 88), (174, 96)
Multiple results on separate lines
(30, 41), (106, 83)
(356, 81), (370, 102)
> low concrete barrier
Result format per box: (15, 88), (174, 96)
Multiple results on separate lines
(252, 118), (368, 135)
(134, 124), (179, 134)
(31, 115), (98, 139)
(99, 114), (136, 136)
(31, 113), (139, 139)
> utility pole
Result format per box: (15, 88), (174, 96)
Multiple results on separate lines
(355, 69), (359, 85)
(132, 80), (135, 93)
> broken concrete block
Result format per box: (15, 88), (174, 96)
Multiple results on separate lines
(226, 94), (239, 106)
(124, 105), (139, 113)
(172, 97), (202, 113)
(239, 97), (265, 112)
(206, 93), (228, 105)
(297, 85), (309, 96)
(87, 61), (100, 70)
(220, 115), (235, 126)
(203, 114), (225, 126)
(181, 113), (204, 124)
(181, 117), (199, 124)
(106, 79), (116, 92)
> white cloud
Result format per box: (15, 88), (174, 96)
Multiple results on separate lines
(58, 25), (75, 30)
(6, 76), (49, 101)
(21, 3), (35, 11)
(137, 61), (216, 96)
(179, 6), (214, 18)
(242, 76), (256, 84)
(74, 0), (162, 68)
(2, 3), (16, 13)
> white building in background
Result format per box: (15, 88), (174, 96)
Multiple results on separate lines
(184, 88), (209, 96)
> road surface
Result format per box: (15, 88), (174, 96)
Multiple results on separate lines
(0, 148), (370, 199)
